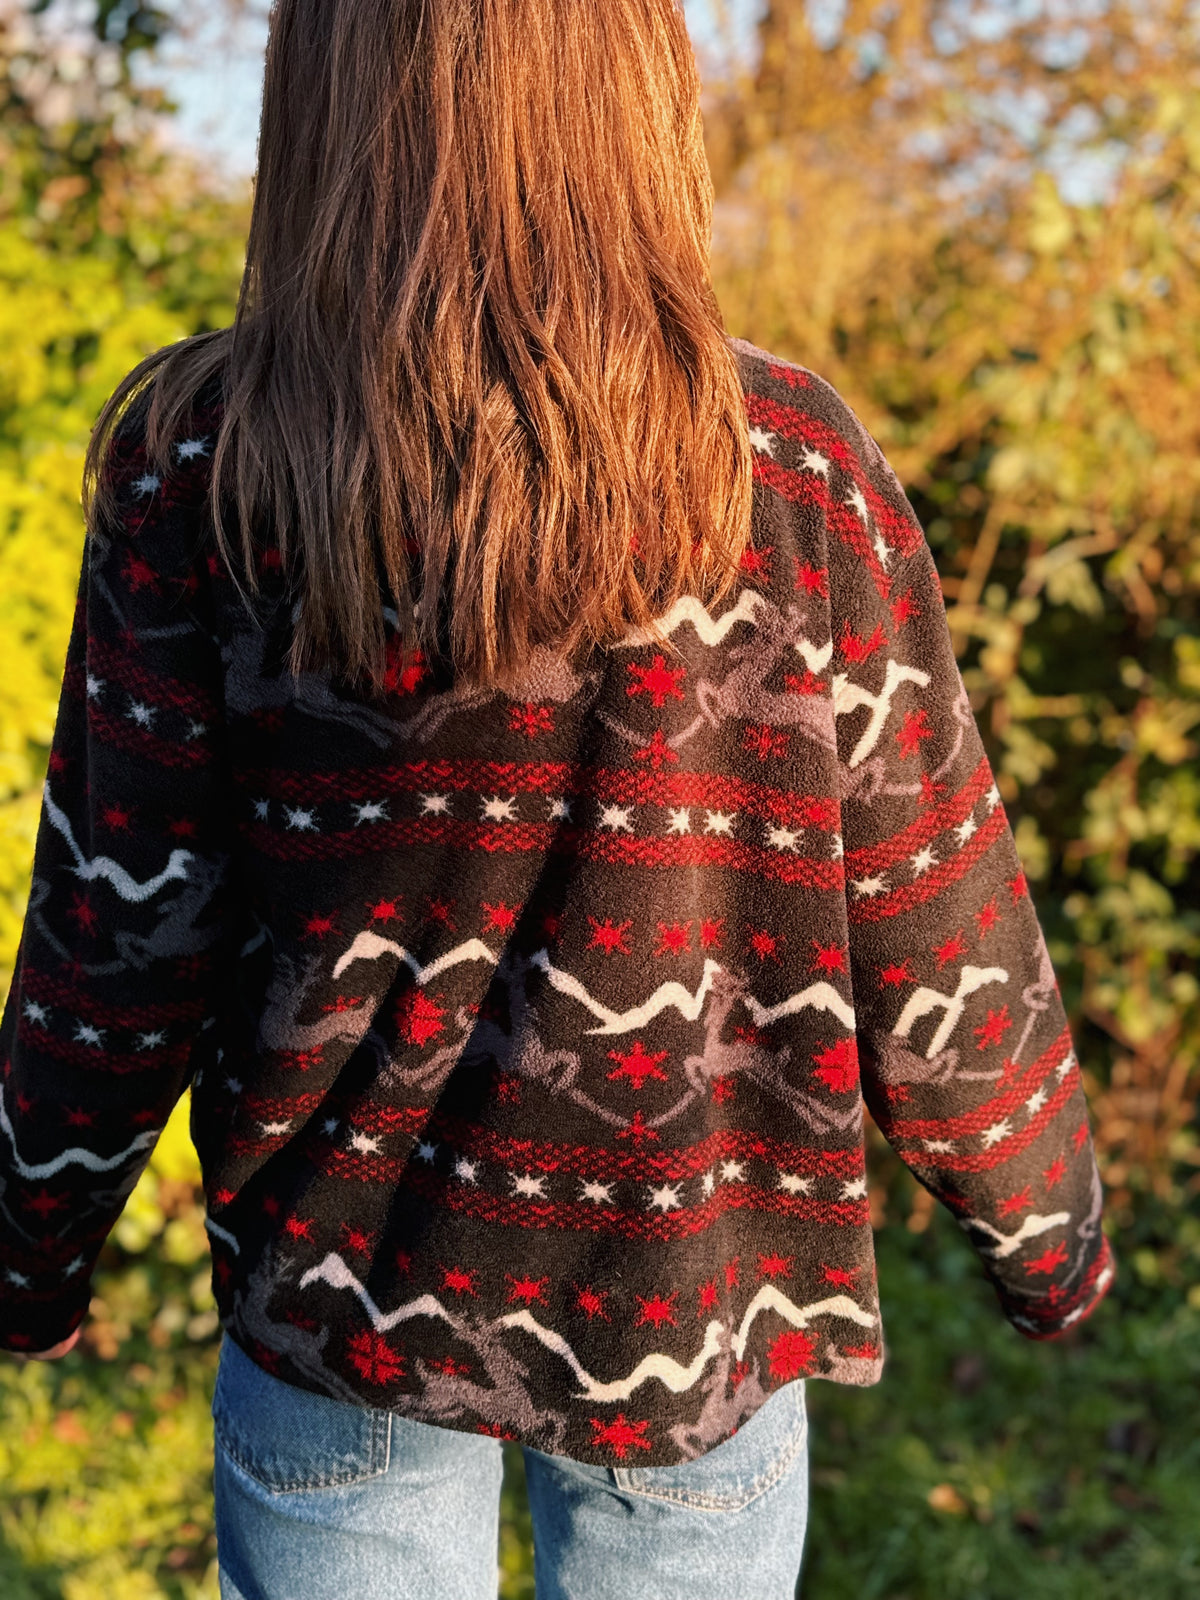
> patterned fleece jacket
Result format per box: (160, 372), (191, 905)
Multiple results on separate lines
(0, 338), (1114, 1464)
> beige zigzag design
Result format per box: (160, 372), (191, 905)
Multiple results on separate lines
(297, 1253), (877, 1403)
(332, 933), (499, 984)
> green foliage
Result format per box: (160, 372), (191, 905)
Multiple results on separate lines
(0, 3), (1196, 1596)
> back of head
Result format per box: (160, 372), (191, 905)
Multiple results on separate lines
(86, 0), (752, 692)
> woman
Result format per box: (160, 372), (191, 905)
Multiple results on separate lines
(0, 1), (1114, 1596)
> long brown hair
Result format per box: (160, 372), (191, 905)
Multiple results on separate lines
(84, 0), (752, 692)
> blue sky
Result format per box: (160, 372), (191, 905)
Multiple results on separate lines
(155, 2), (757, 178)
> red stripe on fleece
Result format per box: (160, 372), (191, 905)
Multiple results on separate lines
(881, 1027), (1073, 1141)
(892, 1071), (1080, 1173)
(19, 970), (210, 1029)
(242, 814), (847, 890)
(752, 454), (893, 601)
(848, 806), (1007, 922)
(343, 1162), (873, 1240)
(747, 394), (924, 559)
(843, 757), (994, 874)
(235, 757), (842, 832)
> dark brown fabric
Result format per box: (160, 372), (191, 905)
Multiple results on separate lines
(0, 340), (1114, 1463)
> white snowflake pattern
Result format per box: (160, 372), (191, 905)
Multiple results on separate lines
(954, 813), (979, 846)
(648, 1182), (682, 1212)
(510, 1173), (547, 1199)
(259, 1120), (292, 1137)
(719, 1160), (745, 1183)
(323, 1118), (340, 1136)
(548, 797), (573, 822)
(700, 1169), (716, 1198)
(922, 1138), (954, 1154)
(852, 875), (886, 897)
(1025, 1087), (1048, 1116)
(353, 801), (388, 824)
(799, 446), (830, 478)
(252, 799), (269, 821)
(421, 793), (451, 815)
(666, 807), (691, 834)
(598, 804), (633, 832)
(126, 700), (156, 727)
(175, 438), (210, 461)
(283, 805), (319, 831)
(416, 1141), (438, 1162)
(74, 1022), (104, 1047)
(778, 1173), (811, 1195)
(454, 1156), (479, 1183)
(909, 844), (938, 877)
(704, 810), (735, 836)
(985, 783), (1002, 811)
(224, 1076), (243, 1095)
(830, 832), (845, 860)
(841, 1177), (869, 1200)
(580, 1179), (614, 1204)
(132, 474), (160, 497)
(981, 1119), (1013, 1148)
(21, 1000), (49, 1026)
(845, 485), (869, 522)
(135, 1029), (166, 1049)
(481, 796), (517, 823)
(350, 1131), (381, 1154)
(747, 426), (776, 457)
(85, 673), (104, 700)
(766, 825), (800, 852)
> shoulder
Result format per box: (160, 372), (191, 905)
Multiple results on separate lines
(728, 337), (888, 469)
(93, 372), (226, 586)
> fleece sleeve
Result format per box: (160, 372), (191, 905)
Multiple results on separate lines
(817, 382), (1116, 1339)
(0, 414), (232, 1352)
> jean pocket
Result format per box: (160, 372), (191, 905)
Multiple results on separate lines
(212, 1334), (392, 1494)
(611, 1380), (807, 1512)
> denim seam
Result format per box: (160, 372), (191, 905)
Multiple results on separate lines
(214, 1411), (392, 1494)
(612, 1403), (807, 1512)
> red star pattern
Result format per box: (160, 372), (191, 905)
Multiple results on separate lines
(607, 1040), (669, 1090)
(508, 702), (554, 738)
(932, 929), (968, 968)
(767, 1328), (816, 1381)
(896, 708), (933, 758)
(756, 1252), (794, 1281)
(812, 1037), (860, 1093)
(974, 1005), (1013, 1050)
(634, 728), (677, 768)
(634, 1291), (679, 1329)
(626, 655), (686, 707)
(346, 1330), (406, 1385)
(396, 988), (446, 1047)
(506, 1274), (550, 1306)
(589, 1413), (652, 1458)
(794, 560), (829, 597)
(653, 921), (691, 956)
(587, 916), (632, 955)
(811, 941), (848, 974)
(482, 901), (520, 934)
(574, 1285), (611, 1321)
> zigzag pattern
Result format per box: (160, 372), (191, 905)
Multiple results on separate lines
(0, 341), (1113, 1465)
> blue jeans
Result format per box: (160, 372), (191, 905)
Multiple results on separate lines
(212, 1335), (809, 1599)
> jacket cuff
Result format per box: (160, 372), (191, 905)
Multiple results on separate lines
(997, 1233), (1117, 1341)
(0, 1283), (92, 1354)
